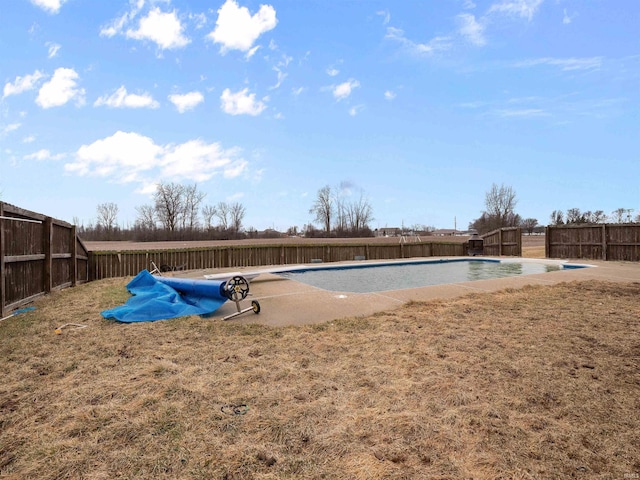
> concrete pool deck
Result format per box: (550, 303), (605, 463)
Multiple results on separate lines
(174, 257), (640, 327)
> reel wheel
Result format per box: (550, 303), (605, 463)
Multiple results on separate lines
(224, 275), (250, 302)
(251, 300), (261, 314)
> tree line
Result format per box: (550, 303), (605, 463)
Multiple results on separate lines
(469, 183), (638, 235)
(78, 180), (638, 241)
(78, 181), (379, 241)
(468, 183), (541, 235)
(549, 207), (639, 226)
(78, 182), (253, 242)
(307, 184), (375, 237)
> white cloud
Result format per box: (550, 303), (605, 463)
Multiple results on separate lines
(270, 67), (287, 90)
(100, 1), (145, 38)
(65, 131), (247, 185)
(207, 0), (277, 54)
(30, 0), (66, 14)
(457, 13), (486, 46)
(463, 0), (477, 8)
(326, 67), (339, 77)
(3, 70), (44, 98)
(515, 57), (603, 71)
(190, 12), (207, 30)
(333, 79), (360, 101)
(348, 105), (364, 116)
(66, 131), (162, 179)
(23, 135), (36, 143)
(94, 86), (159, 109)
(1, 123), (21, 135)
(245, 45), (261, 59)
(563, 9), (573, 25)
(457, 101), (488, 109)
(291, 87), (305, 96)
(161, 140), (245, 182)
(47, 43), (61, 58)
(384, 90), (396, 101)
(23, 149), (64, 161)
(496, 108), (548, 117)
(223, 161), (248, 179)
(488, 0), (543, 21)
(126, 7), (190, 50)
(220, 88), (267, 115)
(376, 10), (391, 25)
(385, 27), (452, 55)
(36, 67), (85, 108)
(168, 91), (204, 112)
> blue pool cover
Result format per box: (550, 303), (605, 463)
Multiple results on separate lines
(101, 270), (228, 323)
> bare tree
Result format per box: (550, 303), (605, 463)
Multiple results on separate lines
(614, 208), (634, 223)
(485, 183), (517, 226)
(334, 182), (353, 234)
(592, 210), (607, 223)
(612, 208), (626, 223)
(229, 202), (246, 233)
(202, 204), (217, 230)
(309, 185), (333, 234)
(346, 191), (374, 233)
(181, 184), (206, 230)
(334, 195), (347, 233)
(135, 204), (156, 229)
(550, 210), (564, 225)
(154, 182), (184, 232)
(521, 218), (538, 235)
(565, 208), (584, 224)
(96, 202), (119, 238)
(216, 202), (230, 230)
(470, 183), (520, 234)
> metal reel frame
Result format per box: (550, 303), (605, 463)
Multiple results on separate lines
(222, 275), (261, 320)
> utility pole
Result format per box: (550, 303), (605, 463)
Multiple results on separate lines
(454, 216), (457, 233)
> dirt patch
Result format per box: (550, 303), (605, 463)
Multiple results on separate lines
(1, 277), (638, 479)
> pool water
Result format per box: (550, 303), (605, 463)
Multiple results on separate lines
(276, 259), (572, 293)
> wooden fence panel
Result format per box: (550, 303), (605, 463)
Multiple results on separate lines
(87, 241), (467, 280)
(546, 224), (640, 261)
(0, 202), (89, 318)
(481, 227), (522, 256)
(606, 224), (640, 261)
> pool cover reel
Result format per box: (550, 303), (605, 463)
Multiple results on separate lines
(101, 270), (259, 323)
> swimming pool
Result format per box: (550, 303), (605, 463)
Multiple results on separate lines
(275, 258), (586, 293)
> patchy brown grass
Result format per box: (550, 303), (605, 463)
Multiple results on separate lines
(1, 278), (639, 479)
(522, 235), (546, 259)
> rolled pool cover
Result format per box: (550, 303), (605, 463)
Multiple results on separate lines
(101, 270), (229, 323)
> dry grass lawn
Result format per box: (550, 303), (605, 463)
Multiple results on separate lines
(1, 277), (639, 479)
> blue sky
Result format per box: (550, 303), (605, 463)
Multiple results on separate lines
(1, 0), (638, 232)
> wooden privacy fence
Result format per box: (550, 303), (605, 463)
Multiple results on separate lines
(482, 227), (522, 256)
(89, 241), (467, 280)
(546, 224), (640, 261)
(0, 202), (89, 318)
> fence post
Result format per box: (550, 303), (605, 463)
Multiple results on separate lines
(71, 225), (78, 287)
(602, 224), (607, 261)
(498, 229), (503, 256)
(43, 217), (53, 293)
(0, 203), (5, 318)
(545, 226), (550, 258)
